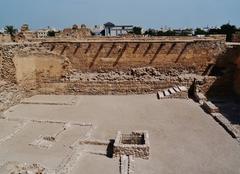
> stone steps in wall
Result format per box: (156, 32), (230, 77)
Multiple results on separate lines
(157, 86), (188, 99)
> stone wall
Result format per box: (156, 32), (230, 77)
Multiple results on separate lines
(42, 38), (226, 74)
(0, 43), (69, 85)
(2, 36), (238, 96)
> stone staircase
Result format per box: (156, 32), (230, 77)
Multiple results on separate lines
(157, 86), (188, 99)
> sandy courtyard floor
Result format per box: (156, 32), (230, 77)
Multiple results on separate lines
(0, 95), (240, 174)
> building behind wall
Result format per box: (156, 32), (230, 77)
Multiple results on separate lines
(104, 22), (133, 36)
(36, 29), (49, 38)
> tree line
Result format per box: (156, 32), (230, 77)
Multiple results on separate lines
(132, 23), (240, 42)
(2, 23), (240, 42)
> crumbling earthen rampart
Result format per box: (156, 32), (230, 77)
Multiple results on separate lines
(1, 36), (239, 96)
(42, 38), (225, 73)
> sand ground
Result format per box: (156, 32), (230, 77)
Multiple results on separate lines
(0, 95), (240, 174)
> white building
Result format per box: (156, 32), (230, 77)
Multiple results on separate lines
(35, 27), (59, 38)
(91, 25), (105, 36)
(104, 22), (133, 36)
(36, 29), (49, 38)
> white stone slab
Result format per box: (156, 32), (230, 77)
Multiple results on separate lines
(173, 87), (180, 92)
(178, 86), (188, 92)
(163, 90), (170, 96)
(157, 92), (164, 99)
(169, 88), (176, 94)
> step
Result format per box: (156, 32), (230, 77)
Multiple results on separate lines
(178, 86), (188, 92)
(168, 88), (176, 94)
(163, 90), (170, 96)
(157, 91), (164, 99)
(173, 86), (181, 92)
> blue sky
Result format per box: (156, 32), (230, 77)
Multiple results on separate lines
(0, 0), (239, 29)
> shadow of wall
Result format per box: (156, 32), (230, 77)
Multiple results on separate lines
(203, 46), (240, 99)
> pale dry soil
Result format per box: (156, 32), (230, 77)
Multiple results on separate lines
(0, 95), (240, 174)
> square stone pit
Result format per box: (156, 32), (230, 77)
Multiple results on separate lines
(113, 131), (150, 159)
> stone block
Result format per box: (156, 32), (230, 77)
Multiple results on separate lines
(203, 101), (219, 114)
(195, 92), (207, 102)
(178, 86), (188, 92)
(213, 113), (240, 138)
(163, 90), (170, 96)
(168, 88), (176, 94)
(173, 87), (181, 92)
(157, 91), (164, 99)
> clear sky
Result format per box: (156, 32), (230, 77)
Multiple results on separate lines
(0, 0), (239, 30)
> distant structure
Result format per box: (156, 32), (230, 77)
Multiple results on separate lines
(16, 24), (35, 41)
(60, 24), (92, 39)
(20, 24), (30, 32)
(35, 27), (59, 38)
(35, 29), (49, 38)
(15, 24), (59, 41)
(104, 22), (133, 36)
(91, 25), (105, 36)
(173, 28), (194, 36)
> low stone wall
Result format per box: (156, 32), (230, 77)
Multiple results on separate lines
(113, 131), (150, 160)
(38, 81), (188, 95)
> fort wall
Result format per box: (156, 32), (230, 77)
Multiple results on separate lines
(42, 38), (225, 73)
(1, 36), (239, 97)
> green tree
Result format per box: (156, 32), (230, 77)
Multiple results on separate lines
(164, 30), (176, 36)
(132, 27), (142, 35)
(144, 29), (158, 36)
(208, 23), (237, 41)
(220, 23), (237, 41)
(47, 30), (56, 37)
(4, 25), (18, 36)
(195, 28), (207, 35)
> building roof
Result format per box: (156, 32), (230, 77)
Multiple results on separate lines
(104, 22), (115, 27)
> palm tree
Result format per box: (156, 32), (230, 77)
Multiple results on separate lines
(4, 25), (18, 36)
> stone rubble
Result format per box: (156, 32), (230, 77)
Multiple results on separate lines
(63, 68), (204, 83)
(0, 162), (47, 174)
(0, 80), (29, 112)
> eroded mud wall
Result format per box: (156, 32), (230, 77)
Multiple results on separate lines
(42, 39), (225, 74)
(2, 37), (237, 95)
